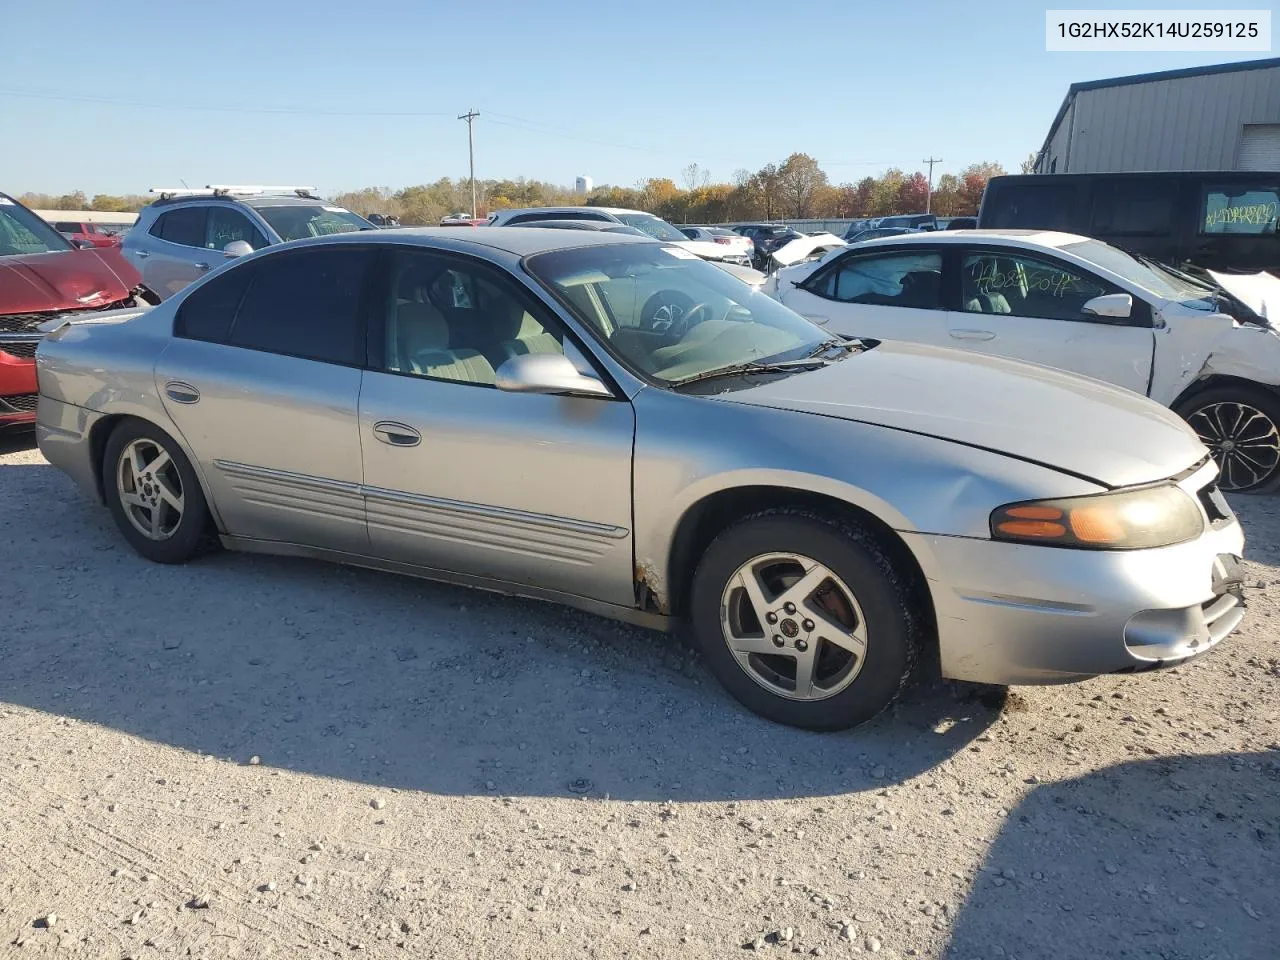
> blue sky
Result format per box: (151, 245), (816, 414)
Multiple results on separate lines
(3, 0), (1270, 195)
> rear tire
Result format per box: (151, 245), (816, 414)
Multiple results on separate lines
(689, 508), (923, 731)
(1174, 384), (1280, 493)
(102, 418), (211, 564)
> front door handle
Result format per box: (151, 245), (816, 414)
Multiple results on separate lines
(194, 262), (210, 272)
(372, 421), (421, 447)
(133, 250), (150, 259)
(950, 328), (996, 341)
(164, 380), (200, 404)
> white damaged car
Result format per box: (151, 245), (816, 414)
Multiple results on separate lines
(770, 229), (1280, 491)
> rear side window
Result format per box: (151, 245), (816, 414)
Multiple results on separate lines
(981, 183), (1076, 231)
(154, 207), (207, 247)
(1090, 179), (1176, 235)
(808, 251), (943, 309)
(228, 248), (372, 365)
(1200, 185), (1280, 235)
(174, 265), (254, 344)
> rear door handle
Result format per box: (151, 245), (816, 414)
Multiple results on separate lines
(164, 380), (200, 404)
(372, 421), (421, 447)
(950, 329), (996, 341)
(133, 250), (149, 259)
(194, 262), (210, 271)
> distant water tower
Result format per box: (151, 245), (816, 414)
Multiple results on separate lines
(575, 176), (593, 196)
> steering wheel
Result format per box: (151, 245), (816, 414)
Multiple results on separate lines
(641, 290), (711, 336)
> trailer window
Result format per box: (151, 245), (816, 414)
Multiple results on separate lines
(1200, 186), (1280, 235)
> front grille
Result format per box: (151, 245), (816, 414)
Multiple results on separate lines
(0, 298), (135, 333)
(0, 393), (38, 413)
(0, 339), (40, 359)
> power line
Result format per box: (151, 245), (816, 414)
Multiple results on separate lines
(0, 85), (453, 117)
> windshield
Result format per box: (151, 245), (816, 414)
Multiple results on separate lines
(611, 213), (689, 243)
(1061, 239), (1214, 305)
(252, 204), (373, 241)
(526, 243), (829, 385)
(0, 197), (73, 256)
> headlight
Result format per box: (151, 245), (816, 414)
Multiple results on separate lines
(990, 484), (1204, 550)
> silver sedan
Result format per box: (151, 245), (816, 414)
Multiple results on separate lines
(35, 228), (1246, 730)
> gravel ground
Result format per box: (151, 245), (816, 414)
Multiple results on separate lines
(0, 432), (1277, 959)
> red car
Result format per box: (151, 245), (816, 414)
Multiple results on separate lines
(1, 193), (155, 429)
(50, 219), (125, 248)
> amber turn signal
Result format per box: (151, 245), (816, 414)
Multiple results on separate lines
(990, 484), (1204, 550)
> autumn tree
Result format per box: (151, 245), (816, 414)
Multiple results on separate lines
(897, 172), (930, 214)
(776, 153), (827, 219)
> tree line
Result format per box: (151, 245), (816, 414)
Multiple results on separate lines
(17, 154), (1013, 226)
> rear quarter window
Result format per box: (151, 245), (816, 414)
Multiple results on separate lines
(982, 183), (1077, 231)
(174, 265), (254, 344)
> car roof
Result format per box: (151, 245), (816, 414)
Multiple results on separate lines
(265, 226), (656, 257)
(850, 228), (1087, 248)
(496, 206), (647, 217)
(241, 195), (341, 209)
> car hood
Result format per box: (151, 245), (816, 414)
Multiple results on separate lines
(0, 247), (140, 315)
(721, 340), (1206, 488)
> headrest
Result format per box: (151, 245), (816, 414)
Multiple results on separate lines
(397, 301), (449, 351)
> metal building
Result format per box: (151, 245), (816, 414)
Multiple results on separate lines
(1036, 57), (1280, 174)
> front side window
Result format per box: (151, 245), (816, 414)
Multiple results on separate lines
(155, 207), (207, 247)
(205, 208), (268, 250)
(0, 197), (72, 256)
(252, 204), (371, 241)
(1200, 185), (1280, 236)
(54, 222), (80, 233)
(229, 248), (372, 365)
(527, 243), (828, 385)
(961, 251), (1111, 321)
(379, 249), (563, 386)
(807, 251), (943, 309)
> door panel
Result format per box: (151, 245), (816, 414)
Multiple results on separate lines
(156, 339), (367, 552)
(947, 248), (1155, 394)
(359, 371), (635, 605)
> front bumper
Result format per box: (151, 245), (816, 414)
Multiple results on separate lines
(903, 470), (1247, 685)
(0, 345), (39, 427)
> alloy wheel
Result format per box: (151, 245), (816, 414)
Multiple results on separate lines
(116, 437), (185, 540)
(1186, 400), (1280, 492)
(719, 552), (867, 701)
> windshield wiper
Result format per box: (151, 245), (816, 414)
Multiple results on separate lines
(670, 356), (833, 388)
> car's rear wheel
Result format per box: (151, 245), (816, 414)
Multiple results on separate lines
(689, 509), (922, 731)
(102, 419), (211, 563)
(1174, 385), (1280, 493)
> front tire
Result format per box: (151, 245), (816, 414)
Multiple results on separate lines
(689, 509), (923, 731)
(1174, 385), (1280, 493)
(102, 419), (211, 563)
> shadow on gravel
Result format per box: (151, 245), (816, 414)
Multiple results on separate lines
(944, 750), (1280, 960)
(0, 461), (1001, 802)
(0, 427), (36, 455)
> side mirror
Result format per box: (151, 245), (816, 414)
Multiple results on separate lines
(495, 352), (611, 398)
(71, 238), (94, 249)
(1082, 292), (1133, 320)
(223, 240), (254, 258)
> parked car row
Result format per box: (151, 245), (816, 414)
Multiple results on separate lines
(32, 224), (1245, 732)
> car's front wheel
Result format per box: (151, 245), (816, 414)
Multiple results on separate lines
(102, 419), (212, 563)
(1175, 385), (1280, 493)
(689, 509), (923, 731)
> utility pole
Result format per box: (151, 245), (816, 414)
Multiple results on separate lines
(458, 109), (480, 219)
(922, 156), (942, 214)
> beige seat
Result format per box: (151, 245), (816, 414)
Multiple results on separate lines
(498, 308), (562, 361)
(392, 302), (496, 385)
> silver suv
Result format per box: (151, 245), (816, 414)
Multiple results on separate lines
(121, 186), (375, 299)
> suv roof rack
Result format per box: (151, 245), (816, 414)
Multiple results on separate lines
(148, 185), (319, 201)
